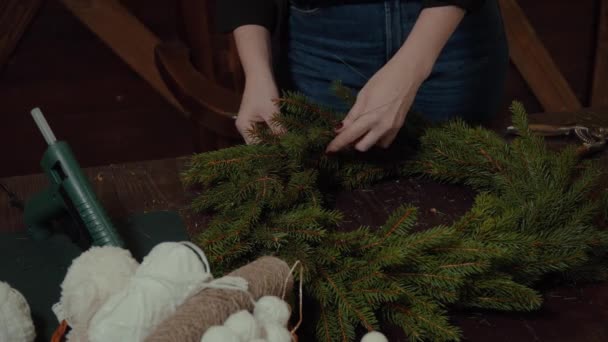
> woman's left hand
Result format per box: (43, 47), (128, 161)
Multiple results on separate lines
(325, 59), (427, 153)
(325, 4), (466, 153)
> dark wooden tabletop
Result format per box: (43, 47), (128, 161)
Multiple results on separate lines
(1, 111), (607, 341)
(0, 158), (190, 233)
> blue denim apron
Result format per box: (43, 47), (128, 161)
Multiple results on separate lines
(285, 0), (509, 123)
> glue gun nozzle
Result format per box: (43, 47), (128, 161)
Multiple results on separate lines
(31, 107), (57, 145)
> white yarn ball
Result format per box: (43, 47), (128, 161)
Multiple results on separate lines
(250, 339), (267, 342)
(60, 246), (138, 327)
(253, 296), (291, 327)
(137, 242), (208, 280)
(224, 310), (261, 341)
(65, 325), (88, 342)
(0, 281), (36, 342)
(262, 323), (291, 342)
(88, 242), (210, 342)
(361, 331), (388, 342)
(200, 326), (242, 342)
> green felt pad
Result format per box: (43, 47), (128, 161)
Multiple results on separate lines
(0, 210), (190, 342)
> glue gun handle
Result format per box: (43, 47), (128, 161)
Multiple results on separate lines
(71, 196), (123, 246)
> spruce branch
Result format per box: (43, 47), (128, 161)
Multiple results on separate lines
(183, 95), (608, 341)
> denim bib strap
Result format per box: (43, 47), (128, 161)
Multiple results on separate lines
(285, 0), (509, 122)
(291, 0), (398, 9)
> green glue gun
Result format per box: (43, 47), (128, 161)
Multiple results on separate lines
(23, 108), (124, 247)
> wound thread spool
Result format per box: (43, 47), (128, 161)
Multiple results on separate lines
(145, 256), (293, 342)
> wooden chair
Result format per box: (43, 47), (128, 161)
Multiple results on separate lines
(0, 0), (43, 73)
(155, 0), (245, 152)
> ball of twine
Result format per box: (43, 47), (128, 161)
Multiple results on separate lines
(145, 256), (293, 342)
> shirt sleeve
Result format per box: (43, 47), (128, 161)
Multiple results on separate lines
(421, 0), (486, 12)
(214, 0), (278, 33)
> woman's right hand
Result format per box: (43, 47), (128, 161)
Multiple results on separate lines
(232, 24), (283, 144)
(235, 76), (283, 144)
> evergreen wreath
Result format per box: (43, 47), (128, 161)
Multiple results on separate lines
(182, 90), (608, 341)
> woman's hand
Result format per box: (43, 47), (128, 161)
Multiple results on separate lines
(325, 5), (465, 153)
(236, 76), (282, 144)
(326, 59), (427, 153)
(233, 24), (284, 144)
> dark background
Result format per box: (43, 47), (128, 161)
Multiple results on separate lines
(0, 0), (601, 177)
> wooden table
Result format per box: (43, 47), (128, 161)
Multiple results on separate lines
(1, 136), (607, 341)
(0, 158), (192, 234)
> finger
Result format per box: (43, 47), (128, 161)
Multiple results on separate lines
(378, 129), (399, 149)
(326, 116), (374, 152)
(265, 112), (286, 136)
(235, 117), (256, 144)
(355, 128), (386, 152)
(337, 97), (366, 132)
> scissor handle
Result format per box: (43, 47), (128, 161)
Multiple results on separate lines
(507, 124), (578, 136)
(528, 124), (577, 136)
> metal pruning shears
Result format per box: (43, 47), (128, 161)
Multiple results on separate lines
(506, 124), (607, 158)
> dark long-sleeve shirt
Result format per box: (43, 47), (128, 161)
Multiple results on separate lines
(215, 0), (486, 33)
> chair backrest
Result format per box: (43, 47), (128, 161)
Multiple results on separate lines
(0, 0), (43, 72)
(155, 0), (244, 151)
(177, 0), (245, 94)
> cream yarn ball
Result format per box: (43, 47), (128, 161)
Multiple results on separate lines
(0, 281), (36, 342)
(224, 310), (261, 341)
(200, 325), (242, 342)
(59, 246), (139, 327)
(253, 296), (291, 327)
(361, 331), (388, 342)
(262, 323), (291, 342)
(88, 242), (210, 342)
(202, 295), (293, 342)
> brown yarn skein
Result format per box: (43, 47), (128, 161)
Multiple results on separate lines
(145, 256), (293, 342)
